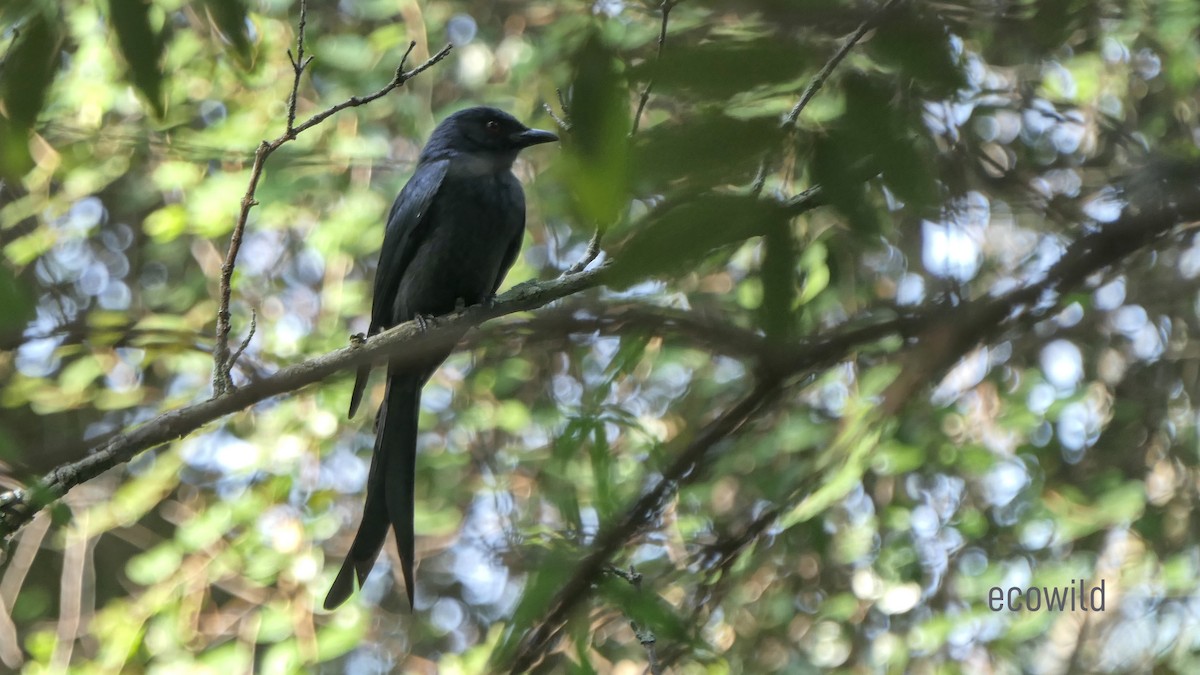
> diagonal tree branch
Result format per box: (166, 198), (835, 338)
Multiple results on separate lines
(0, 266), (603, 538)
(781, 0), (905, 129)
(505, 378), (785, 673)
(499, 184), (1200, 671)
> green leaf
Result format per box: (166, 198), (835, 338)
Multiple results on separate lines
(126, 543), (182, 585)
(589, 422), (617, 522)
(632, 113), (777, 193)
(0, 265), (34, 332)
(810, 133), (878, 234)
(809, 75), (939, 226)
(563, 29), (630, 227)
(0, 11), (60, 130)
(845, 76), (938, 208)
(490, 550), (575, 669)
(1027, 0), (1087, 54)
(107, 0), (165, 117)
(0, 11), (62, 179)
(869, 6), (964, 95)
(760, 219), (797, 339)
(609, 194), (787, 288)
(632, 40), (812, 99)
(599, 574), (693, 645)
(201, 0), (253, 68)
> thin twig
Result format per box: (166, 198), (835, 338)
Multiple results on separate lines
(228, 308), (257, 376)
(630, 0), (677, 136)
(781, 0), (905, 129)
(285, 0), (313, 135)
(212, 0), (453, 396)
(557, 88), (570, 119)
(750, 158), (769, 196)
(543, 103), (571, 132)
(544, 88), (572, 131)
(632, 622), (663, 675)
(605, 567), (663, 674)
(606, 565), (643, 586)
(562, 228), (603, 276)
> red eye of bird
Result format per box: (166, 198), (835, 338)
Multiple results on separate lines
(485, 120), (501, 134)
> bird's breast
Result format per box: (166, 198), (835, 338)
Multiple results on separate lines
(394, 173), (524, 319)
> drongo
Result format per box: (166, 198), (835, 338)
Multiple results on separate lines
(324, 107), (558, 610)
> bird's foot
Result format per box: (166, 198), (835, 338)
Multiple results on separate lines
(349, 332), (367, 347)
(414, 314), (435, 332)
(454, 297), (468, 312)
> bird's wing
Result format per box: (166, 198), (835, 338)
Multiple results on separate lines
(372, 159), (450, 328)
(491, 175), (527, 295)
(348, 158), (450, 419)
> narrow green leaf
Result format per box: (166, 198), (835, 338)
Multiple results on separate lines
(490, 552), (574, 668)
(563, 29), (630, 227)
(760, 219), (797, 339)
(590, 422), (616, 522)
(869, 6), (964, 95)
(633, 113), (777, 193)
(0, 11), (62, 178)
(0, 265), (34, 331)
(1, 12), (59, 129)
(599, 575), (693, 645)
(810, 133), (879, 234)
(201, 0), (254, 68)
(107, 0), (165, 117)
(609, 194), (786, 288)
(631, 40), (812, 99)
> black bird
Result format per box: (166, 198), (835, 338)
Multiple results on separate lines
(325, 107), (557, 610)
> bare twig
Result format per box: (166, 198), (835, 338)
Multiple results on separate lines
(228, 309), (257, 377)
(555, 88), (570, 120)
(630, 0), (677, 136)
(605, 567), (664, 674)
(212, 0), (453, 395)
(562, 228), (604, 275)
(606, 565), (643, 586)
(632, 622), (663, 675)
(750, 158), (769, 196)
(285, 1), (314, 135)
(544, 88), (572, 132)
(781, 0), (905, 129)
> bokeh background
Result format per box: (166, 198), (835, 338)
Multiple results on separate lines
(3, 0), (1200, 672)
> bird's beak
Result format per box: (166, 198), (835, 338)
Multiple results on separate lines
(511, 128), (559, 148)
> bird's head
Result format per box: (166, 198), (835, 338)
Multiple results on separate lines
(420, 106), (558, 171)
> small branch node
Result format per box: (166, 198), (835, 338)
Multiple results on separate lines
(229, 309), (258, 375)
(563, 229), (603, 276)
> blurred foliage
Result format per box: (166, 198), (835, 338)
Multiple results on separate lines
(1, 0), (1200, 673)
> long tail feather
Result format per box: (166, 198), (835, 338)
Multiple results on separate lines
(348, 364), (371, 419)
(381, 373), (421, 608)
(325, 371), (422, 609)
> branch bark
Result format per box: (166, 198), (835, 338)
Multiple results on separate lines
(0, 266), (603, 538)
